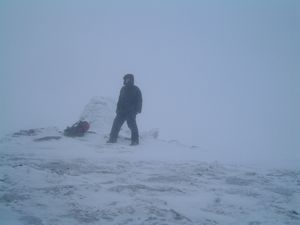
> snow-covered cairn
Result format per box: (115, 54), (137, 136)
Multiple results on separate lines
(79, 97), (116, 135)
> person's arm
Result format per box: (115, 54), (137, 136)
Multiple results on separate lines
(136, 88), (142, 114)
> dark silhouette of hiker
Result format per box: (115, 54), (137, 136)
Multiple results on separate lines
(107, 74), (142, 145)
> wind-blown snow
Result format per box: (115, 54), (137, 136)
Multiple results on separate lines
(0, 97), (299, 225)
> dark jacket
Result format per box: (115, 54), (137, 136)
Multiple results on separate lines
(116, 84), (142, 115)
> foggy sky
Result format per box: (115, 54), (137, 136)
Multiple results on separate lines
(0, 0), (299, 159)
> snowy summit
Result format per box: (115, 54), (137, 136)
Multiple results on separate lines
(0, 97), (299, 225)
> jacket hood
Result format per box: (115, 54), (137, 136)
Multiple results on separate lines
(123, 74), (134, 86)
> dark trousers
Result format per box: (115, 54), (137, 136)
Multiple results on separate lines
(109, 113), (139, 143)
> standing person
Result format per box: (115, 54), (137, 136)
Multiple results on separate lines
(107, 74), (142, 145)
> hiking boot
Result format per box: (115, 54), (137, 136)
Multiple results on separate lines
(107, 139), (117, 144)
(130, 140), (139, 146)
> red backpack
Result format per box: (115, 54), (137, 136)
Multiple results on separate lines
(64, 121), (90, 137)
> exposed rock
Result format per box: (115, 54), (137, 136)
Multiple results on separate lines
(34, 136), (62, 142)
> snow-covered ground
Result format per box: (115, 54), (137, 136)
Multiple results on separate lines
(0, 97), (299, 225)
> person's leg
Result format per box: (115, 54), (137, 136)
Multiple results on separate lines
(108, 114), (125, 143)
(126, 114), (139, 145)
